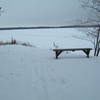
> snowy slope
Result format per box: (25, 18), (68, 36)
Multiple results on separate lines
(0, 45), (100, 100)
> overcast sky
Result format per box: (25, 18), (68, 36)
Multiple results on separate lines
(0, 0), (88, 27)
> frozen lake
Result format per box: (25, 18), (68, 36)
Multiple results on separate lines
(0, 28), (93, 49)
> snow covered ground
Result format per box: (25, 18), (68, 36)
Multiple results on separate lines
(0, 29), (100, 100)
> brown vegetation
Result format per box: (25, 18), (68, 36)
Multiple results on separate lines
(0, 38), (33, 47)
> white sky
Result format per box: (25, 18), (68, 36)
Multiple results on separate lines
(0, 0), (88, 27)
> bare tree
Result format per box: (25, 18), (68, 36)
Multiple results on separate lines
(0, 6), (3, 16)
(0, 6), (4, 16)
(80, 0), (100, 56)
(81, 0), (100, 23)
(0, 6), (2, 15)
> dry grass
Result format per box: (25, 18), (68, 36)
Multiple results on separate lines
(0, 38), (33, 47)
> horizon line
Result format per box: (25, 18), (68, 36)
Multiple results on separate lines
(0, 24), (100, 30)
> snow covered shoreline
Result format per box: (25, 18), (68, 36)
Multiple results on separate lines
(0, 28), (93, 49)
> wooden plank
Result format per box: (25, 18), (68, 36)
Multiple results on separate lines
(53, 48), (92, 51)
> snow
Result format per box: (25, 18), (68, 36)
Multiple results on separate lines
(0, 29), (100, 100)
(0, 28), (93, 49)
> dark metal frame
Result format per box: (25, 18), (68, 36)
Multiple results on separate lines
(53, 48), (92, 59)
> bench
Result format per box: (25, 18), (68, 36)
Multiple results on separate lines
(53, 48), (92, 59)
